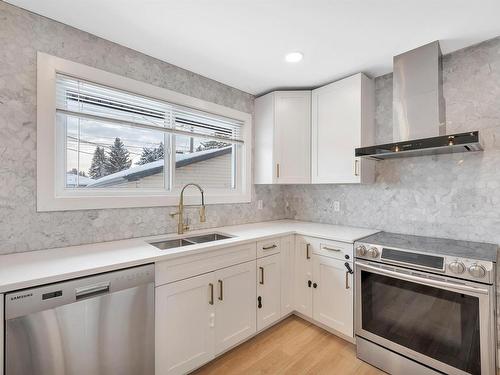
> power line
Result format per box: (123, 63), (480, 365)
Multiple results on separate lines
(66, 134), (161, 148)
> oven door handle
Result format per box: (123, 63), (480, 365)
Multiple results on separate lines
(357, 262), (490, 295)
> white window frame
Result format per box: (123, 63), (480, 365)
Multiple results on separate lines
(37, 52), (252, 211)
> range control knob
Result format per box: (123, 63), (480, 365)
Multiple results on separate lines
(448, 261), (465, 274)
(468, 264), (487, 278)
(356, 245), (367, 256)
(367, 247), (379, 258)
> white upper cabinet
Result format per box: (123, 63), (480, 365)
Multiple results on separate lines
(255, 91), (311, 184)
(255, 74), (375, 185)
(311, 73), (375, 184)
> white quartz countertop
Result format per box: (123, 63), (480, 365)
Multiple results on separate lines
(0, 220), (379, 293)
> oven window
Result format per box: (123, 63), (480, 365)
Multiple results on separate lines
(361, 271), (480, 374)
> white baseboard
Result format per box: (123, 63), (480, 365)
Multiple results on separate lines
(191, 312), (295, 372)
(292, 311), (356, 344)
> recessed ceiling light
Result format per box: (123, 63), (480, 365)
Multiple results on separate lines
(285, 52), (303, 63)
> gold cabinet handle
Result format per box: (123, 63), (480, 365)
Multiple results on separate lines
(209, 283), (214, 305)
(259, 266), (265, 285)
(354, 159), (359, 176)
(218, 279), (223, 301)
(306, 243), (311, 259)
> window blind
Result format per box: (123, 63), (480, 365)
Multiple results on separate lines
(55, 74), (244, 143)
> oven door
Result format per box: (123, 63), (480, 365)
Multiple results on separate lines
(355, 260), (496, 375)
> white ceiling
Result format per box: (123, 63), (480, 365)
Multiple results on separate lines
(8, 0), (500, 95)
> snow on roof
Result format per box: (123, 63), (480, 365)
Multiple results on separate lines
(175, 146), (232, 168)
(86, 146), (232, 187)
(86, 160), (164, 187)
(66, 173), (95, 186)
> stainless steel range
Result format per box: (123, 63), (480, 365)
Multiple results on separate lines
(354, 232), (497, 375)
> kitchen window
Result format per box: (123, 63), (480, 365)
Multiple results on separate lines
(37, 53), (252, 211)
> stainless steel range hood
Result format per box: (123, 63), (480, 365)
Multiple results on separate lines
(355, 41), (483, 160)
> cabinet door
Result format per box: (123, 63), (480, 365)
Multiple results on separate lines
(312, 255), (354, 338)
(214, 261), (257, 354)
(294, 236), (313, 318)
(280, 235), (294, 316)
(312, 73), (374, 184)
(254, 93), (276, 184)
(274, 91), (311, 184)
(155, 273), (215, 375)
(257, 254), (281, 331)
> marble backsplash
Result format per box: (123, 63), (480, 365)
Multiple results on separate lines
(1, 3), (498, 256)
(0, 2), (287, 254)
(285, 36), (500, 246)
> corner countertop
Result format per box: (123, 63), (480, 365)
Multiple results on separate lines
(0, 220), (379, 293)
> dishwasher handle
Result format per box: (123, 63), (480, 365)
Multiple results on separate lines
(75, 282), (110, 300)
(5, 264), (154, 320)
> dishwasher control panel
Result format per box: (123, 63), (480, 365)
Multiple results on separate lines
(5, 264), (154, 320)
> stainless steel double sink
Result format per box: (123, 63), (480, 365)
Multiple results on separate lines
(150, 233), (232, 250)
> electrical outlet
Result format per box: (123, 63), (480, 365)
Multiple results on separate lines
(333, 201), (340, 212)
(257, 200), (263, 210)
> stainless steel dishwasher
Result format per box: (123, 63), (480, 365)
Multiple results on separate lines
(4, 264), (155, 375)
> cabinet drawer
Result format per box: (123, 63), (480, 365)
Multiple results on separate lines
(256, 238), (281, 258)
(155, 243), (257, 286)
(310, 238), (353, 261)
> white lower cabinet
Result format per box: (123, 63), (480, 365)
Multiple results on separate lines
(294, 236), (354, 338)
(280, 235), (294, 316)
(257, 253), (281, 331)
(155, 234), (355, 374)
(214, 261), (257, 354)
(156, 260), (256, 375)
(155, 272), (215, 375)
(294, 236), (313, 318)
(312, 255), (353, 338)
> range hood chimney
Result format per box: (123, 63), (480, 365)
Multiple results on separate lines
(393, 41), (446, 141)
(356, 41), (482, 160)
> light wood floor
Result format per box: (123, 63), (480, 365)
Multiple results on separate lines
(193, 315), (386, 374)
